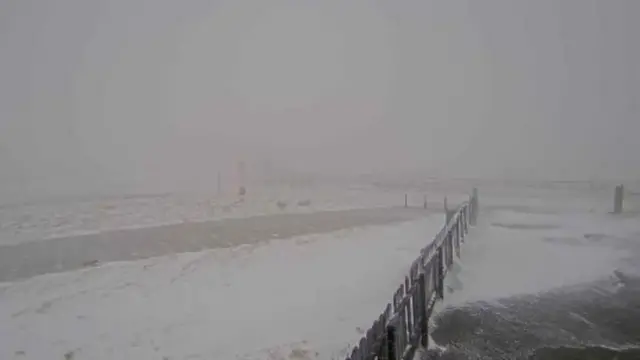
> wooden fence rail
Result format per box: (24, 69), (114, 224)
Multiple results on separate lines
(344, 189), (478, 360)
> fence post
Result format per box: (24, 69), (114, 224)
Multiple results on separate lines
(444, 197), (454, 223)
(447, 233), (454, 266)
(386, 325), (397, 360)
(470, 188), (479, 225)
(614, 184), (624, 214)
(405, 277), (413, 340)
(405, 194), (408, 208)
(417, 273), (429, 348)
(423, 195), (427, 209)
(455, 219), (461, 258)
(437, 248), (444, 299)
(465, 204), (470, 233)
(392, 307), (406, 360)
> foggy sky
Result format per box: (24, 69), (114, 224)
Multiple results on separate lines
(1, 0), (639, 200)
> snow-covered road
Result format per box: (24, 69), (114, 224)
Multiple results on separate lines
(0, 207), (431, 282)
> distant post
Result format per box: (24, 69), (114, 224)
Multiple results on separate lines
(423, 195), (427, 209)
(217, 171), (222, 195)
(237, 160), (246, 197)
(614, 184), (624, 214)
(405, 194), (408, 208)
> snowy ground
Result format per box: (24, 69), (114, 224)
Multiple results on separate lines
(432, 189), (640, 320)
(1, 180), (635, 247)
(437, 209), (635, 310)
(0, 185), (463, 246)
(0, 217), (445, 360)
(426, 193), (640, 359)
(2, 182), (637, 360)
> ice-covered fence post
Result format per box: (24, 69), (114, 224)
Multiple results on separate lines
(454, 217), (461, 257)
(465, 204), (469, 231)
(405, 194), (408, 208)
(444, 197), (454, 223)
(358, 337), (367, 360)
(446, 232), (454, 267)
(404, 277), (413, 338)
(416, 273), (429, 348)
(381, 304), (392, 360)
(460, 205), (467, 236)
(470, 188), (479, 225)
(436, 248), (444, 299)
(389, 283), (407, 360)
(386, 325), (397, 360)
(614, 184), (624, 214)
(465, 203), (470, 231)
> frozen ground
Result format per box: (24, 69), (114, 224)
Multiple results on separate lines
(0, 217), (445, 360)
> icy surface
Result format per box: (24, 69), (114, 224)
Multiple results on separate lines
(0, 218), (444, 360)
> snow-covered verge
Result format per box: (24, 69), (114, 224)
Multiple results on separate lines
(0, 217), (445, 360)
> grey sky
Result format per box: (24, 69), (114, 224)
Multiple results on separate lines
(1, 0), (639, 200)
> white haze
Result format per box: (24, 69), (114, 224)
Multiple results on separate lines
(1, 0), (639, 202)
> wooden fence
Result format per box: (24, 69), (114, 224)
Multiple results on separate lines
(344, 189), (478, 360)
